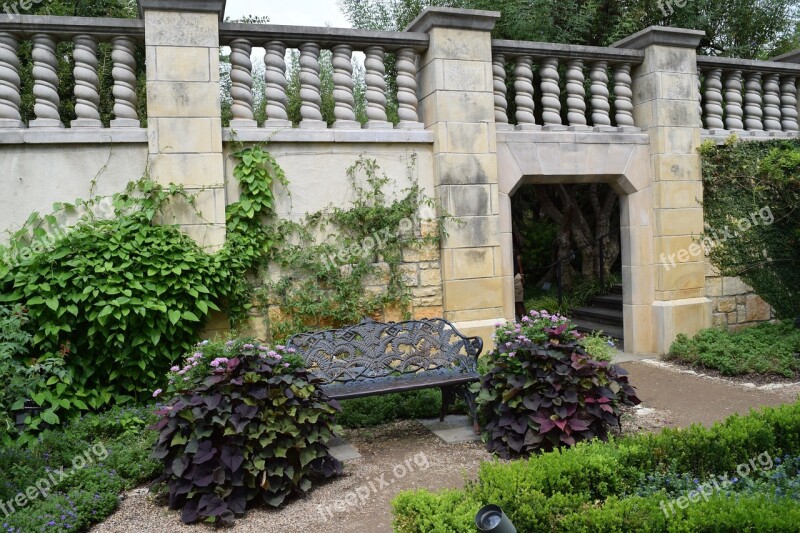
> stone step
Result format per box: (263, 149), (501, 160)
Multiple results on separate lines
(570, 305), (624, 326)
(573, 319), (624, 341)
(591, 293), (623, 310)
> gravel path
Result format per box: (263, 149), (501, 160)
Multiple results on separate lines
(91, 358), (800, 533)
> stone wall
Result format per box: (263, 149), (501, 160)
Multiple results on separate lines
(705, 260), (774, 331)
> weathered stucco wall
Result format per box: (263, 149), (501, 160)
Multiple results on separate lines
(0, 142), (149, 241)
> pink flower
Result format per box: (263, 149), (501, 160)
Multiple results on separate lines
(170, 366), (179, 372)
(152, 388), (162, 397)
(243, 343), (255, 349)
(508, 352), (516, 358)
(283, 363), (290, 367)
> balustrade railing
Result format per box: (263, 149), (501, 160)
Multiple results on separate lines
(218, 23), (429, 130)
(697, 56), (800, 135)
(490, 41), (644, 131)
(0, 15), (144, 129)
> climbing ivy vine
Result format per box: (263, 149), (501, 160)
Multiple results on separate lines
(699, 136), (800, 317)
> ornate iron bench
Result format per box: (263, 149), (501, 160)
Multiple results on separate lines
(286, 318), (483, 428)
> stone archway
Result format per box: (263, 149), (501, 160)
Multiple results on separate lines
(496, 135), (656, 354)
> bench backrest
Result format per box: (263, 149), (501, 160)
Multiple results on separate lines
(286, 318), (482, 384)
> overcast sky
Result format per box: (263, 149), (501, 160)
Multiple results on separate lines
(225, 0), (352, 28)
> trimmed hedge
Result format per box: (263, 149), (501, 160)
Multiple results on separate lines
(393, 401), (800, 532)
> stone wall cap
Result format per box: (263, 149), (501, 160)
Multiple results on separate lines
(405, 7), (500, 33)
(771, 49), (800, 63)
(611, 26), (704, 50)
(138, 0), (226, 20)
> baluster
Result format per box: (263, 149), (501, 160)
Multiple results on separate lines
(298, 42), (325, 129)
(696, 69), (703, 127)
(0, 32), (22, 128)
(72, 35), (101, 127)
(539, 58), (563, 128)
(513, 56), (537, 130)
(613, 63), (634, 128)
(589, 61), (611, 129)
(110, 36), (139, 127)
(780, 74), (798, 132)
(29, 33), (62, 128)
(703, 68), (724, 130)
(724, 70), (744, 130)
(330, 44), (358, 129)
(263, 41), (291, 128)
(565, 59), (587, 129)
(493, 53), (511, 129)
(364, 45), (391, 129)
(395, 47), (422, 129)
(229, 38), (256, 128)
(762, 73), (782, 132)
(743, 71), (763, 131)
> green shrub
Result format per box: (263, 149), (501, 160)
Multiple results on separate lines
(151, 339), (342, 524)
(579, 330), (619, 362)
(667, 321), (800, 377)
(392, 401), (800, 532)
(337, 389), (448, 428)
(476, 312), (639, 458)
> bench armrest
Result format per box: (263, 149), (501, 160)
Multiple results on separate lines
(467, 335), (483, 359)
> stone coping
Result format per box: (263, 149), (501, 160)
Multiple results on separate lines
(497, 129), (649, 145)
(219, 23), (429, 51)
(701, 130), (800, 144)
(611, 26), (704, 50)
(696, 55), (800, 75)
(405, 7), (500, 33)
(771, 49), (800, 63)
(0, 128), (147, 144)
(138, 0), (226, 20)
(222, 127), (434, 144)
(492, 39), (643, 64)
(0, 15), (144, 38)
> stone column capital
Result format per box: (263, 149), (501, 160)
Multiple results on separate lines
(405, 7), (499, 33)
(611, 26), (704, 50)
(137, 0), (226, 21)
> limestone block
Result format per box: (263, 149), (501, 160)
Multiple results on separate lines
(622, 265), (655, 305)
(442, 122), (491, 154)
(444, 184), (492, 216)
(502, 274), (514, 319)
(716, 296), (736, 313)
(434, 153), (498, 185)
(414, 296), (444, 307)
(621, 225), (654, 267)
(448, 323), (498, 351)
(420, 268), (442, 286)
(363, 262), (391, 286)
(632, 100), (654, 129)
(444, 277), (503, 311)
(623, 303), (655, 355)
(144, 11), (219, 48)
(705, 260), (720, 276)
(427, 27), (492, 63)
(152, 47), (212, 82)
(657, 260), (705, 291)
(620, 187), (653, 227)
(150, 153), (224, 187)
(203, 310), (230, 332)
(180, 223), (226, 252)
(652, 99), (702, 128)
(656, 235), (696, 262)
(498, 193), (512, 232)
(712, 313), (727, 328)
(657, 71), (697, 100)
(722, 276), (752, 296)
(650, 127), (701, 156)
(640, 45), (697, 75)
(442, 216), (500, 248)
(402, 244), (440, 262)
(443, 59), (490, 92)
(705, 276), (722, 297)
(152, 117), (222, 153)
(413, 306), (445, 320)
(632, 72), (657, 105)
(737, 304), (747, 323)
(400, 263), (419, 286)
(651, 153), (702, 181)
(619, 145), (651, 194)
(655, 181), (702, 209)
(445, 307), (500, 322)
(651, 297), (712, 354)
(419, 91), (495, 126)
(147, 82), (221, 118)
(655, 207), (704, 236)
(726, 311), (737, 324)
(384, 303), (410, 323)
(745, 294), (771, 322)
(451, 247), (495, 279)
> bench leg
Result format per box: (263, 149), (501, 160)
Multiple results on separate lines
(440, 386), (456, 421)
(461, 387), (480, 434)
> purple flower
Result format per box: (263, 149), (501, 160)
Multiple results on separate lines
(152, 389), (162, 398)
(243, 343), (255, 349)
(283, 363), (290, 367)
(169, 365), (179, 372)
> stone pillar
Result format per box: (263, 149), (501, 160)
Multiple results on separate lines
(408, 8), (506, 343)
(138, 0), (226, 251)
(614, 27), (711, 353)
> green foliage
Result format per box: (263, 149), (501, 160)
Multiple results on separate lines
(262, 155), (443, 340)
(579, 331), (619, 362)
(0, 180), (231, 426)
(0, 404), (159, 532)
(476, 312), (639, 458)
(151, 339), (342, 524)
(666, 321), (800, 377)
(337, 389), (454, 428)
(393, 400), (800, 531)
(699, 138), (800, 317)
